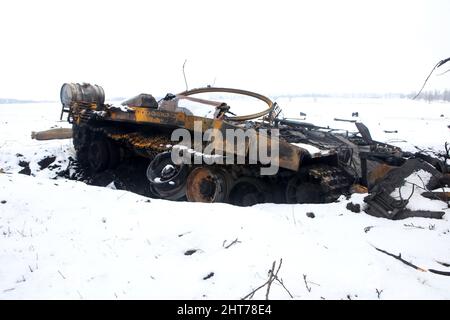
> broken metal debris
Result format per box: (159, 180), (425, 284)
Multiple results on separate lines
(37, 156), (56, 170)
(350, 184), (368, 194)
(421, 191), (450, 203)
(184, 249), (197, 256)
(364, 159), (448, 220)
(306, 212), (315, 218)
(18, 161), (31, 176)
(334, 118), (357, 123)
(346, 202), (361, 213)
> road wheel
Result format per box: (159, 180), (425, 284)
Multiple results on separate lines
(229, 177), (272, 206)
(146, 152), (189, 200)
(88, 137), (110, 173)
(186, 167), (230, 203)
(106, 139), (121, 169)
(285, 177), (325, 204)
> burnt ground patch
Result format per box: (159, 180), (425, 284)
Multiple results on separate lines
(58, 155), (155, 197)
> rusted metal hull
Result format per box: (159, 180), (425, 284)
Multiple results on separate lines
(73, 102), (304, 172)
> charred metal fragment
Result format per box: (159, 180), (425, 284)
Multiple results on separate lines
(421, 191), (450, 202)
(364, 159), (446, 220)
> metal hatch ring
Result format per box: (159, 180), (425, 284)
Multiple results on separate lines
(177, 87), (274, 121)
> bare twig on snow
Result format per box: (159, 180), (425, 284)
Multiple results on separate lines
(223, 238), (241, 249)
(373, 246), (450, 276)
(242, 258), (293, 300)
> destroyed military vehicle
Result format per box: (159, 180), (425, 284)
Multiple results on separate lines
(59, 82), (448, 207)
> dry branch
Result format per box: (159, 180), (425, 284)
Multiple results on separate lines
(265, 261), (277, 300)
(436, 260), (450, 268)
(241, 258), (293, 300)
(303, 274), (311, 292)
(223, 238), (241, 249)
(403, 223), (425, 229)
(376, 288), (383, 299)
(374, 246), (450, 276)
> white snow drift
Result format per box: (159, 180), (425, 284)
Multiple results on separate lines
(0, 99), (449, 299)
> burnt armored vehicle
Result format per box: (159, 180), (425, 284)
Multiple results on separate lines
(60, 82), (407, 206)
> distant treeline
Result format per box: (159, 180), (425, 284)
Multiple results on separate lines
(0, 98), (42, 104)
(408, 90), (450, 102)
(2, 91), (450, 103)
(274, 93), (411, 99)
(274, 91), (450, 101)
(0, 99), (59, 104)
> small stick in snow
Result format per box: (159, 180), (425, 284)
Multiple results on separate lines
(364, 226), (374, 233)
(117, 192), (127, 200)
(241, 259), (292, 300)
(376, 288), (383, 299)
(16, 276), (26, 283)
(242, 279), (267, 300)
(403, 223), (425, 229)
(291, 206), (297, 227)
(178, 231), (191, 238)
(373, 246), (450, 276)
(223, 238), (241, 249)
(303, 274), (311, 292)
(436, 260), (450, 267)
(374, 247), (426, 271)
(277, 277), (294, 298)
(58, 270), (66, 280)
(265, 261), (278, 300)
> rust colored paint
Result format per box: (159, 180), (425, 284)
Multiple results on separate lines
(77, 102), (302, 171)
(107, 132), (171, 151)
(350, 184), (368, 194)
(421, 191), (450, 202)
(368, 163), (395, 186)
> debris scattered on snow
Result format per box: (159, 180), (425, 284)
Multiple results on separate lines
(346, 202), (361, 213)
(37, 156), (56, 170)
(1, 100), (450, 299)
(306, 212), (315, 218)
(364, 159), (447, 220)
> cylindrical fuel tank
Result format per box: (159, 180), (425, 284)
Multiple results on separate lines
(60, 83), (105, 106)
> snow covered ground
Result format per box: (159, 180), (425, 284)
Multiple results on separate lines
(0, 98), (449, 300)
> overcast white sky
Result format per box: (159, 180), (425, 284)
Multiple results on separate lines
(1, 0), (449, 100)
